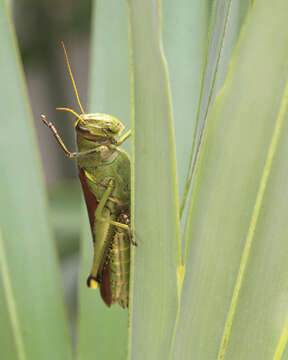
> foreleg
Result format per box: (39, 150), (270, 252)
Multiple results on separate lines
(41, 114), (100, 159)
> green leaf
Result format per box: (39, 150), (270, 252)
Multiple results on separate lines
(173, 0), (288, 358)
(0, 1), (72, 359)
(77, 1), (131, 359)
(162, 0), (209, 200)
(181, 0), (251, 217)
(127, 1), (180, 359)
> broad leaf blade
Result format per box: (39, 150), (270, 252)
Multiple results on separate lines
(223, 82), (288, 359)
(0, 1), (72, 359)
(77, 1), (131, 359)
(173, 0), (288, 358)
(127, 1), (180, 359)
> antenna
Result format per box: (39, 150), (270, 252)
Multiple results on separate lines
(61, 41), (85, 115)
(56, 107), (86, 127)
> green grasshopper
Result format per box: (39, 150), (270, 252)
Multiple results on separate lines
(41, 43), (133, 308)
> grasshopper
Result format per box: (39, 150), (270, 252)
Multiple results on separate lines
(41, 43), (133, 308)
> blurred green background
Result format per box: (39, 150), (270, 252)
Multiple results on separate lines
(14, 0), (92, 343)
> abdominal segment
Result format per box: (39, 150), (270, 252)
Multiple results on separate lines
(100, 216), (130, 308)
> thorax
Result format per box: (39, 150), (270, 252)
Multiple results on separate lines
(76, 133), (117, 167)
(76, 133), (130, 207)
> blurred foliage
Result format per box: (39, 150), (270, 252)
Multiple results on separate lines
(14, 0), (92, 182)
(14, 0), (92, 65)
(48, 182), (81, 258)
(11, 0), (92, 351)
(0, 0), (72, 357)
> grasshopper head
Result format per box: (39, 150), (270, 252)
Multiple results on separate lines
(77, 113), (125, 138)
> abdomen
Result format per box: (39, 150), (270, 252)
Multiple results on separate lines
(100, 226), (130, 308)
